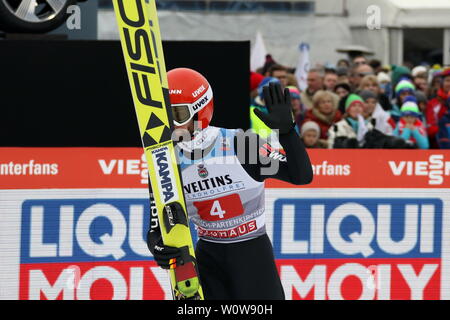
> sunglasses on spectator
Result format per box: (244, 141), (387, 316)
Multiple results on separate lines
(358, 72), (373, 77)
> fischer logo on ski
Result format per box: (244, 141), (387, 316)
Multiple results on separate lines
(113, 0), (203, 300)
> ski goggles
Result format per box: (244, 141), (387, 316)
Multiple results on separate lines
(171, 86), (213, 126)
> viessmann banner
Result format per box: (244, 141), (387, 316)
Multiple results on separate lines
(1, 148), (449, 300)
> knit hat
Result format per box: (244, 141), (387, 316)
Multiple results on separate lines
(412, 66), (427, 77)
(250, 71), (264, 92)
(300, 121), (320, 137)
(395, 79), (415, 97)
(257, 77), (280, 99)
(440, 67), (450, 79)
(377, 72), (390, 84)
(391, 64), (411, 87)
(287, 86), (301, 99)
(403, 95), (418, 104)
(345, 93), (364, 111)
(414, 91), (427, 104)
(401, 99), (421, 118)
(359, 90), (377, 102)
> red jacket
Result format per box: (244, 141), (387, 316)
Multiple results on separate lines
(302, 109), (343, 140)
(425, 88), (449, 147)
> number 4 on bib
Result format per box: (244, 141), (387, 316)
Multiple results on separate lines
(210, 200), (226, 219)
(194, 193), (244, 222)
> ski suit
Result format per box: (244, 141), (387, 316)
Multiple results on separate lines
(148, 125), (313, 300)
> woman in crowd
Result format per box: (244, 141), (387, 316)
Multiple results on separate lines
(359, 90), (394, 135)
(358, 75), (392, 111)
(335, 82), (352, 115)
(327, 94), (373, 148)
(303, 90), (342, 141)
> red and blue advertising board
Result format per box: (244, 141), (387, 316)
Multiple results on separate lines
(1, 148), (449, 300)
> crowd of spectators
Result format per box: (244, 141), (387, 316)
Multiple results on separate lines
(250, 54), (450, 149)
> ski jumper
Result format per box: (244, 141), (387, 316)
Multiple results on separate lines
(155, 125), (312, 299)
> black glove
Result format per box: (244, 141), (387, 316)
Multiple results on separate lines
(146, 192), (181, 269)
(147, 228), (182, 269)
(253, 82), (295, 135)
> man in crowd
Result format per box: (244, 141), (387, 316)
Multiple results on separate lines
(324, 69), (338, 92)
(301, 68), (339, 110)
(349, 63), (374, 91)
(266, 64), (289, 88)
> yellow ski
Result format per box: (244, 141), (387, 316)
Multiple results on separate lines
(112, 0), (203, 300)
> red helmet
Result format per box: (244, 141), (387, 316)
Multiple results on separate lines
(167, 68), (214, 128)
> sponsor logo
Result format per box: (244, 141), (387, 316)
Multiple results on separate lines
(259, 143), (287, 162)
(272, 197), (444, 300)
(183, 174), (234, 195)
(116, 0), (162, 109)
(389, 154), (450, 185)
(192, 85), (206, 98)
(197, 220), (257, 239)
(152, 147), (177, 203)
(311, 160), (351, 176)
(18, 198), (174, 300)
(98, 153), (148, 184)
(197, 164), (208, 179)
(0, 160), (58, 176)
(169, 89), (182, 95)
(192, 95), (209, 111)
(273, 198), (442, 258)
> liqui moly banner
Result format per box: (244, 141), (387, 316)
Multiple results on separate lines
(1, 148), (450, 300)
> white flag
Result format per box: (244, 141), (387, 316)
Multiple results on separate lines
(295, 42), (310, 91)
(250, 31), (267, 72)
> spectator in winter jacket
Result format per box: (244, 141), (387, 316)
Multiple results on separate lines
(390, 65), (412, 92)
(359, 90), (394, 135)
(437, 110), (450, 149)
(377, 72), (392, 99)
(358, 75), (392, 111)
(413, 74), (429, 96)
(335, 83), (352, 115)
(415, 91), (428, 114)
(425, 67), (450, 148)
(391, 79), (416, 123)
(328, 94), (373, 148)
(288, 86), (305, 133)
(428, 68), (443, 99)
(303, 90), (342, 141)
(250, 77), (281, 138)
(250, 71), (265, 100)
(393, 100), (429, 149)
(301, 121), (328, 148)
(335, 82), (351, 99)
